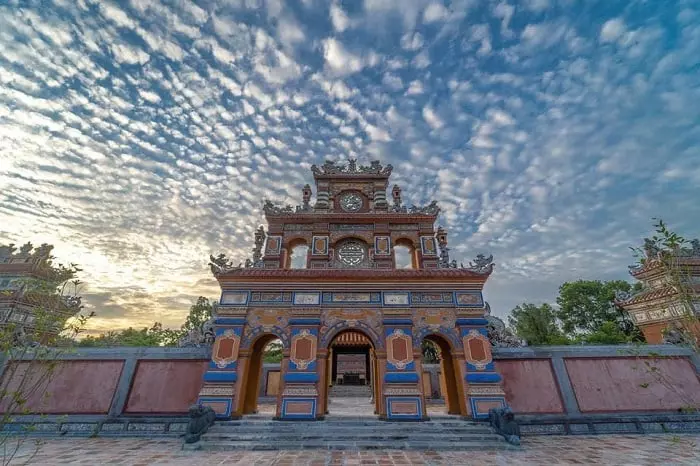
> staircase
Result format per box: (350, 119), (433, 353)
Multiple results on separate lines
(188, 415), (518, 451)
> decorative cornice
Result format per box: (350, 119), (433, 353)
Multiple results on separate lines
(215, 267), (493, 281)
(263, 211), (439, 221)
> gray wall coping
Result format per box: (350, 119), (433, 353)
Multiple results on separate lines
(493, 344), (698, 359)
(6, 346), (211, 361)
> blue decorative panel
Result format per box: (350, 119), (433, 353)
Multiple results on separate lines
(321, 292), (382, 305)
(220, 291), (249, 305)
(454, 291), (484, 308)
(214, 318), (246, 325)
(386, 397), (423, 420)
(410, 292), (454, 305)
(293, 292), (321, 305)
(420, 236), (438, 256)
(284, 372), (319, 383)
(281, 398), (317, 420)
(382, 318), (413, 325)
(384, 372), (420, 383)
(289, 318), (321, 325)
(203, 371), (238, 383)
(456, 318), (489, 326)
(382, 292), (410, 306)
(466, 373), (502, 383)
(249, 291), (292, 304)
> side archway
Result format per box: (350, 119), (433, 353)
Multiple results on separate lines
(240, 333), (284, 416)
(420, 333), (466, 416)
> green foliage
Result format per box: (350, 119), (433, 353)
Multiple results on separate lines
(77, 322), (178, 347)
(262, 340), (283, 363)
(507, 303), (569, 346)
(582, 321), (629, 345)
(556, 280), (635, 335)
(181, 296), (213, 336)
(421, 340), (440, 364)
(77, 297), (213, 347)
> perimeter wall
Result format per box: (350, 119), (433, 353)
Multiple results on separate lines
(1, 345), (699, 436)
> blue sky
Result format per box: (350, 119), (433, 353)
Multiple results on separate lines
(1, 0), (699, 334)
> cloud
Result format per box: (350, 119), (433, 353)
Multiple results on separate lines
(1, 0), (698, 331)
(600, 18), (626, 43)
(322, 38), (379, 75)
(423, 3), (449, 23)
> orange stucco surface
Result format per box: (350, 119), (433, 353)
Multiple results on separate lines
(125, 360), (208, 414)
(0, 360), (123, 414)
(565, 357), (700, 412)
(495, 359), (564, 414)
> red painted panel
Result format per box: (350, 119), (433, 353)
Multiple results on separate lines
(125, 360), (208, 414)
(0, 360), (123, 414)
(565, 357), (700, 412)
(495, 359), (564, 414)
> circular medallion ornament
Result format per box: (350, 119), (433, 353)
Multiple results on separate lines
(337, 240), (366, 267)
(340, 192), (363, 212)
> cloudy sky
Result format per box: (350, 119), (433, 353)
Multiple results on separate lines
(1, 0), (699, 335)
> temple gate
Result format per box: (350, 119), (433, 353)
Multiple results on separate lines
(198, 160), (507, 421)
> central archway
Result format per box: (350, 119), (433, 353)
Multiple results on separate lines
(323, 329), (378, 418)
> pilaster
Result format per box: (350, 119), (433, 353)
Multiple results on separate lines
(457, 318), (507, 419)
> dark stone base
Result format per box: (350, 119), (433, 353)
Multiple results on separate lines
(518, 413), (700, 436)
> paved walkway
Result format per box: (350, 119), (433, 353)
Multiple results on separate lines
(6, 434), (700, 465)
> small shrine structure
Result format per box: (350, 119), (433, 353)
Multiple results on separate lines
(198, 160), (507, 420)
(616, 238), (700, 344)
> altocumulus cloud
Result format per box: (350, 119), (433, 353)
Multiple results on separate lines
(1, 0), (699, 333)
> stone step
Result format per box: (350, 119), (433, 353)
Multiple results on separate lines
(208, 425), (493, 434)
(202, 433), (505, 442)
(192, 440), (517, 451)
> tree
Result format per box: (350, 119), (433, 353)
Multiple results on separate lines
(78, 323), (178, 347)
(180, 296), (213, 337)
(556, 280), (639, 336)
(421, 340), (440, 364)
(507, 303), (568, 346)
(0, 243), (91, 465)
(583, 321), (629, 345)
(262, 340), (283, 363)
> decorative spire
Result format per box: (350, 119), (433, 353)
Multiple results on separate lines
(301, 184), (312, 211)
(252, 226), (266, 264)
(391, 185), (402, 211)
(437, 226), (450, 267)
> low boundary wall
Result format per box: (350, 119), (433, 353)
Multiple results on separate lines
(1, 345), (699, 437)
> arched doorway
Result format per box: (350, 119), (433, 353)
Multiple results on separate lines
(241, 334), (283, 416)
(421, 334), (464, 416)
(324, 329), (377, 417)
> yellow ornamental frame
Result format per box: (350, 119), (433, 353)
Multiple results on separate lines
(290, 329), (317, 370)
(212, 330), (241, 369)
(386, 329), (413, 369)
(462, 329), (492, 370)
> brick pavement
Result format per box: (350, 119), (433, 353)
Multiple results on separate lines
(5, 434), (700, 465)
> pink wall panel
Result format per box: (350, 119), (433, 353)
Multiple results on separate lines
(565, 357), (700, 412)
(125, 360), (208, 414)
(495, 359), (564, 414)
(0, 360), (123, 414)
